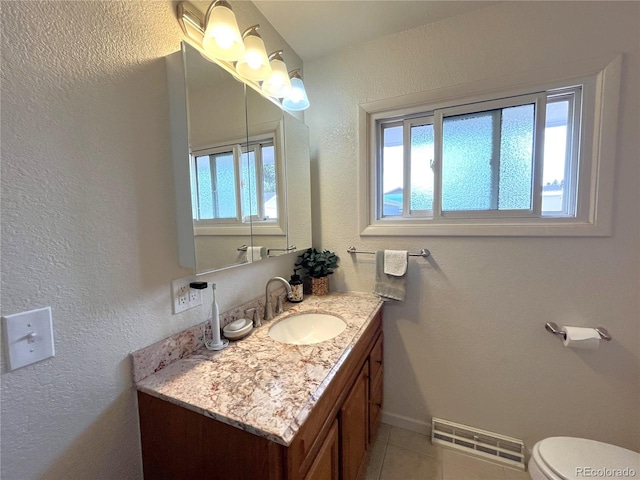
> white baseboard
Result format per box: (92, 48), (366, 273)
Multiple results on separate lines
(380, 410), (432, 436)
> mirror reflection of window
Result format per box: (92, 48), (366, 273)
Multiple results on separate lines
(241, 148), (257, 221)
(192, 138), (277, 224)
(262, 145), (276, 220)
(195, 151), (237, 220)
(241, 140), (277, 222)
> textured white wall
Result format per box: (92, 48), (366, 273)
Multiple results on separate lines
(305, 2), (640, 451)
(0, 1), (298, 479)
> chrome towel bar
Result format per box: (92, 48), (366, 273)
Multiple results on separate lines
(237, 245), (297, 255)
(268, 245), (297, 253)
(347, 246), (430, 258)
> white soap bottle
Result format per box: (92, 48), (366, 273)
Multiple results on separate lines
(205, 283), (228, 351)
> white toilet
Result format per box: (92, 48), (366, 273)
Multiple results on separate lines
(528, 437), (640, 480)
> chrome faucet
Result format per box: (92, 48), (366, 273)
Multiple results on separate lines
(264, 276), (293, 321)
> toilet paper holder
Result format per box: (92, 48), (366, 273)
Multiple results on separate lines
(545, 322), (612, 341)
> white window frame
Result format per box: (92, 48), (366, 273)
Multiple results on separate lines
(435, 93), (547, 219)
(192, 144), (243, 224)
(358, 54), (622, 237)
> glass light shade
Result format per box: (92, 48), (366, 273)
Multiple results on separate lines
(282, 77), (310, 111)
(261, 57), (292, 98)
(236, 34), (271, 81)
(202, 3), (245, 62)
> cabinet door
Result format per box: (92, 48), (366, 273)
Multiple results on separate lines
(369, 367), (383, 441)
(369, 333), (384, 442)
(340, 361), (369, 480)
(304, 419), (339, 480)
(369, 334), (383, 382)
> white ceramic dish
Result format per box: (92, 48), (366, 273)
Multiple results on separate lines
(223, 318), (253, 341)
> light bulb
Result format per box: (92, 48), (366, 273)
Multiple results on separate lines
(202, 1), (245, 62)
(262, 52), (292, 98)
(213, 28), (234, 49)
(246, 52), (262, 70)
(235, 26), (271, 81)
(282, 74), (310, 111)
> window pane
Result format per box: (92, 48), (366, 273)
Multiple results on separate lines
(381, 125), (403, 216)
(241, 150), (257, 219)
(442, 112), (494, 211)
(213, 153), (236, 218)
(262, 145), (277, 220)
(195, 155), (214, 219)
(410, 123), (434, 211)
(543, 100), (569, 213)
(498, 104), (535, 210)
(442, 104), (535, 212)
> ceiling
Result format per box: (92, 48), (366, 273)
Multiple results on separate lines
(253, 1), (498, 61)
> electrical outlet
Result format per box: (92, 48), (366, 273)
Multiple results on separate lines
(177, 284), (189, 306)
(189, 289), (200, 303)
(172, 277), (203, 314)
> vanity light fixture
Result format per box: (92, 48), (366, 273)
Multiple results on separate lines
(177, 2), (299, 101)
(201, 0), (245, 62)
(261, 51), (292, 98)
(282, 70), (310, 111)
(235, 25), (272, 82)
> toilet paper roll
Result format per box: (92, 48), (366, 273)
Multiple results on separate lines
(561, 326), (601, 350)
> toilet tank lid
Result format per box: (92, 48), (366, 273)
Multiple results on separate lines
(538, 437), (640, 480)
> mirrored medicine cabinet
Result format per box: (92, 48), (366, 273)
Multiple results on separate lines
(166, 41), (311, 274)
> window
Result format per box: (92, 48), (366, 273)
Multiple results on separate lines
(192, 137), (279, 226)
(194, 148), (238, 221)
(378, 89), (581, 219)
(359, 55), (621, 236)
(242, 141), (278, 221)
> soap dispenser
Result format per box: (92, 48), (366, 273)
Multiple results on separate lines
(289, 271), (304, 303)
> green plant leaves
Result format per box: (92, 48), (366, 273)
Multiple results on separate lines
(295, 248), (340, 278)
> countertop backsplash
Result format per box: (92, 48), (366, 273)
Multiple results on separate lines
(131, 285), (288, 384)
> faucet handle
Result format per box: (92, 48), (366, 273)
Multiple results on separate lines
(245, 308), (261, 328)
(276, 295), (284, 314)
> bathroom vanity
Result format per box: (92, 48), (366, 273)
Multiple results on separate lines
(134, 293), (384, 480)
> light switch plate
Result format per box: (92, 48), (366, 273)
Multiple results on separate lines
(3, 306), (55, 371)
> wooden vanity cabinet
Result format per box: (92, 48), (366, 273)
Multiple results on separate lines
(304, 420), (339, 480)
(368, 333), (384, 441)
(138, 311), (383, 480)
(339, 362), (369, 480)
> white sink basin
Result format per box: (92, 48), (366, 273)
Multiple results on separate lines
(268, 313), (347, 345)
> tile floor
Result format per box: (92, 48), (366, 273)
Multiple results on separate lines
(359, 423), (531, 480)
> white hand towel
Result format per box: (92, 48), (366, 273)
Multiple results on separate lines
(384, 250), (408, 276)
(247, 246), (266, 262)
(374, 251), (406, 301)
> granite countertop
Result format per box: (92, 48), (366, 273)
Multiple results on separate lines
(134, 292), (383, 446)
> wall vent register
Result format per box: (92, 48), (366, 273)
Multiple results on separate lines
(431, 417), (526, 470)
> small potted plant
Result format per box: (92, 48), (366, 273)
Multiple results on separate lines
(295, 248), (339, 296)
